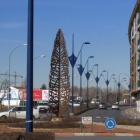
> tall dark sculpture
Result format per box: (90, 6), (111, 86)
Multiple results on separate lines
(49, 29), (70, 117)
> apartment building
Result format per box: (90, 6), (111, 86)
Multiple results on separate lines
(128, 0), (140, 112)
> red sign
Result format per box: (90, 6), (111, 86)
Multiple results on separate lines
(21, 90), (42, 101)
(33, 90), (42, 100)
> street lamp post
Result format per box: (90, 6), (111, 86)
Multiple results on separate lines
(113, 78), (118, 102)
(100, 71), (115, 105)
(84, 56), (94, 108)
(76, 42), (90, 111)
(69, 38), (90, 113)
(8, 44), (27, 110)
(120, 73), (131, 108)
(26, 0), (34, 133)
(90, 65), (106, 103)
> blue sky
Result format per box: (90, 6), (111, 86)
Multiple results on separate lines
(0, 0), (137, 90)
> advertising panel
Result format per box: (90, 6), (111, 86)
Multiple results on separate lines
(20, 90), (49, 101)
(33, 90), (42, 100)
(42, 90), (49, 100)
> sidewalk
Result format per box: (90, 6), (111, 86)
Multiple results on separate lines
(124, 107), (140, 118)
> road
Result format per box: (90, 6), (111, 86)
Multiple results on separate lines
(39, 106), (134, 122)
(56, 136), (140, 140)
(79, 106), (134, 122)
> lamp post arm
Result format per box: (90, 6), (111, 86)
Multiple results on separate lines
(84, 59), (88, 70)
(100, 74), (106, 82)
(109, 75), (113, 82)
(124, 80), (129, 86)
(9, 45), (23, 60)
(33, 56), (40, 60)
(120, 79), (125, 84)
(77, 43), (84, 59)
(91, 72), (96, 80)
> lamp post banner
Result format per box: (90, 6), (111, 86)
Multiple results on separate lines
(106, 80), (109, 86)
(68, 54), (77, 67)
(117, 83), (121, 88)
(78, 65), (84, 76)
(95, 77), (99, 83)
(85, 72), (91, 80)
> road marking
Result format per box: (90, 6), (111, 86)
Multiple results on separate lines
(104, 117), (109, 119)
(96, 116), (101, 118)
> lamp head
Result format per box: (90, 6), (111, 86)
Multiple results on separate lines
(94, 64), (98, 66)
(41, 55), (46, 57)
(84, 42), (90, 45)
(112, 74), (115, 76)
(102, 70), (106, 72)
(23, 44), (27, 46)
(89, 56), (94, 58)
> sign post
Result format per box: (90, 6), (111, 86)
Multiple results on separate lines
(104, 118), (116, 133)
(81, 117), (93, 133)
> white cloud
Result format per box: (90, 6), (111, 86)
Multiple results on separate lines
(0, 23), (26, 28)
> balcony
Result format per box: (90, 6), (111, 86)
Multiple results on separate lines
(137, 80), (140, 90)
(131, 30), (135, 40)
(138, 39), (140, 52)
(137, 18), (140, 30)
(137, 59), (140, 71)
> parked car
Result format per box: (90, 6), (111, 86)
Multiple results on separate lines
(69, 100), (80, 107)
(37, 101), (50, 112)
(99, 102), (107, 110)
(112, 103), (119, 110)
(0, 106), (40, 120)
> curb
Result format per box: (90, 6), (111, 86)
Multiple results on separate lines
(55, 133), (140, 137)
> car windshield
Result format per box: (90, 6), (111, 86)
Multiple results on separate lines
(38, 103), (48, 106)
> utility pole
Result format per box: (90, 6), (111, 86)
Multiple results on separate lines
(0, 72), (23, 87)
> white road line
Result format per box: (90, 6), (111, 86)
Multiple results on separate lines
(104, 117), (109, 119)
(96, 116), (101, 118)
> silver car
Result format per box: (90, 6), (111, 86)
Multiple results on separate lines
(37, 102), (50, 112)
(112, 103), (119, 110)
(99, 102), (107, 110)
(0, 106), (40, 120)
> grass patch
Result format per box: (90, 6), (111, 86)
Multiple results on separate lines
(0, 117), (23, 123)
(9, 116), (82, 129)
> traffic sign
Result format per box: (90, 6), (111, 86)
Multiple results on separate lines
(82, 117), (92, 124)
(105, 118), (116, 130)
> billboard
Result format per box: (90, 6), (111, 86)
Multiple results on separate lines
(19, 90), (49, 101)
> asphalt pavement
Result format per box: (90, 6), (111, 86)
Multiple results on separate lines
(79, 106), (131, 122)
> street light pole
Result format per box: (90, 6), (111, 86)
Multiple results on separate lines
(76, 42), (90, 111)
(100, 71), (115, 105)
(26, 0), (34, 132)
(8, 44), (27, 110)
(84, 56), (94, 108)
(120, 72), (131, 108)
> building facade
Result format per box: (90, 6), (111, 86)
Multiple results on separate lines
(129, 0), (140, 112)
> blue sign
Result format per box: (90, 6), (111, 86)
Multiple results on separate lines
(105, 118), (116, 130)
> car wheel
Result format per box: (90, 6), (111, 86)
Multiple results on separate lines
(1, 115), (7, 120)
(112, 108), (113, 110)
